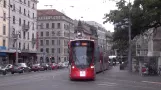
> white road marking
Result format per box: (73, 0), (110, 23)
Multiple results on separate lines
(142, 81), (161, 85)
(97, 83), (117, 86)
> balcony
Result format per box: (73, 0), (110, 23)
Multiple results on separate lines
(22, 25), (29, 32)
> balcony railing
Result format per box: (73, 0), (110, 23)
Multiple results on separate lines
(22, 25), (29, 32)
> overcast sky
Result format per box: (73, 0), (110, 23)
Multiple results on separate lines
(37, 0), (133, 32)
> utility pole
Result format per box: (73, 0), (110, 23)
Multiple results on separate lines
(128, 0), (132, 72)
(14, 31), (20, 64)
(8, 0), (11, 50)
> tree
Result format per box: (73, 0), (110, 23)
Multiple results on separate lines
(103, 0), (161, 54)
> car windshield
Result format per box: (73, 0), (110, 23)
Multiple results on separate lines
(33, 64), (40, 66)
(17, 63), (27, 67)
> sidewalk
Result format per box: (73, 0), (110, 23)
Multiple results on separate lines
(102, 65), (161, 82)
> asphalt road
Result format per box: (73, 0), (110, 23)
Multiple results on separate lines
(0, 67), (161, 90)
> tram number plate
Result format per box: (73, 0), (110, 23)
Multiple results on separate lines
(80, 71), (86, 77)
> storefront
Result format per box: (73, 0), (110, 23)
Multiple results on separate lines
(0, 46), (7, 65)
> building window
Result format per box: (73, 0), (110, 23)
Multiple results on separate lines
(46, 48), (49, 53)
(32, 23), (34, 30)
(32, 3), (35, 9)
(52, 48), (55, 53)
(40, 48), (43, 52)
(28, 21), (30, 26)
(19, 32), (21, 38)
(28, 10), (30, 17)
(19, 18), (21, 26)
(3, 12), (6, 21)
(28, 1), (30, 7)
(13, 4), (16, 11)
(46, 23), (49, 28)
(19, 42), (21, 49)
(46, 40), (49, 45)
(24, 9), (26, 16)
(32, 33), (34, 39)
(3, 25), (6, 35)
(33, 13), (34, 18)
(41, 32), (43, 37)
(137, 50), (140, 55)
(52, 31), (55, 36)
(23, 43), (25, 49)
(58, 48), (60, 53)
(57, 40), (60, 45)
(24, 0), (26, 4)
(19, 7), (21, 14)
(28, 32), (29, 40)
(3, 0), (6, 8)
(57, 23), (61, 29)
(28, 43), (29, 50)
(52, 40), (54, 45)
(40, 40), (43, 46)
(3, 39), (5, 47)
(57, 31), (60, 36)
(46, 32), (49, 36)
(13, 43), (15, 48)
(52, 23), (55, 28)
(23, 20), (26, 25)
(40, 23), (43, 29)
(13, 16), (15, 24)
(64, 24), (66, 29)
(23, 32), (25, 39)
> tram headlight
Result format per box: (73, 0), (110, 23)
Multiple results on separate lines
(72, 66), (75, 69)
(90, 65), (94, 69)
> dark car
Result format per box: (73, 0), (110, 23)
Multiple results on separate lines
(11, 65), (24, 74)
(41, 63), (50, 70)
(11, 63), (31, 74)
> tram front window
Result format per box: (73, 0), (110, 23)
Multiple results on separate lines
(73, 46), (93, 68)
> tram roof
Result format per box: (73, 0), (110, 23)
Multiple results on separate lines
(69, 39), (94, 42)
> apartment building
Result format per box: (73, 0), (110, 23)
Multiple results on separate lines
(7, 0), (38, 64)
(37, 9), (74, 63)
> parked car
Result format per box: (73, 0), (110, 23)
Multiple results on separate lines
(0, 64), (13, 75)
(50, 63), (58, 70)
(11, 63), (31, 74)
(11, 65), (24, 74)
(58, 62), (64, 69)
(31, 64), (41, 72)
(41, 63), (50, 70)
(62, 62), (68, 68)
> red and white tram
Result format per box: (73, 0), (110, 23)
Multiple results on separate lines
(68, 38), (109, 80)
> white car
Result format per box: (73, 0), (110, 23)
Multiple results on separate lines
(62, 62), (68, 68)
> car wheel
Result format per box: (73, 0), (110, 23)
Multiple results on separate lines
(3, 71), (6, 75)
(11, 72), (14, 74)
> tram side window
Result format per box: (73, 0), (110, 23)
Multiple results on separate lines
(94, 47), (99, 63)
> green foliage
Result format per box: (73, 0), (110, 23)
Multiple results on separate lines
(104, 0), (161, 54)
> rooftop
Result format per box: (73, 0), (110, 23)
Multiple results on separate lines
(37, 9), (65, 17)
